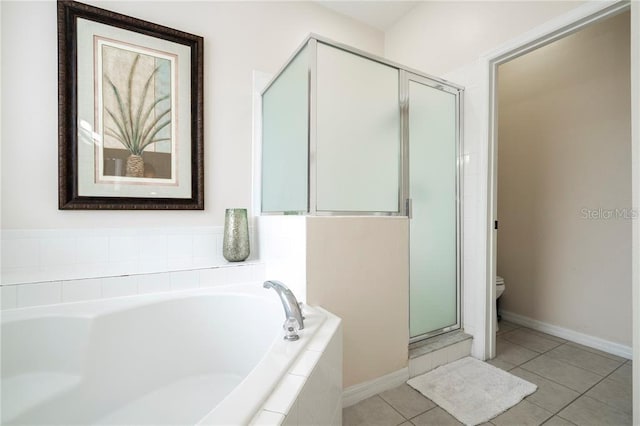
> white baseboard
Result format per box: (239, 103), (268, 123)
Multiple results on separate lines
(501, 310), (632, 359)
(342, 367), (409, 408)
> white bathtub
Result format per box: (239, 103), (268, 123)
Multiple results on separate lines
(1, 282), (342, 425)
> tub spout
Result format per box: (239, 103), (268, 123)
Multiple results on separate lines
(263, 280), (304, 330)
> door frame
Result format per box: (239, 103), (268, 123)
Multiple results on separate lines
(483, 1), (637, 421)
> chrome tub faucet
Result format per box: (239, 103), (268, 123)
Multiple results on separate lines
(263, 280), (305, 339)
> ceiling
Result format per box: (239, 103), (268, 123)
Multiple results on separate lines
(315, 1), (420, 31)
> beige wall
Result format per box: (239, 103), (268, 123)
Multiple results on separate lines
(497, 12), (632, 346)
(306, 217), (409, 388)
(385, 1), (583, 76)
(0, 1), (383, 229)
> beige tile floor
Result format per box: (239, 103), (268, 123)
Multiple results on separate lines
(343, 321), (632, 426)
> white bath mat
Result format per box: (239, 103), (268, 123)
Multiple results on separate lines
(407, 357), (537, 426)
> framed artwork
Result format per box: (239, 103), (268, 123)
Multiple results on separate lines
(58, 0), (204, 209)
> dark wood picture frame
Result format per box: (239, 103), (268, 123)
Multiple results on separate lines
(58, 0), (204, 210)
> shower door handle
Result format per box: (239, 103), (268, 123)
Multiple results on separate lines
(406, 198), (413, 219)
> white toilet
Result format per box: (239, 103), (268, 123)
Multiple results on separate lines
(495, 276), (506, 331)
(496, 276), (505, 299)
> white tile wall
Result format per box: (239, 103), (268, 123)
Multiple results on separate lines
(40, 237), (76, 267)
(138, 258), (168, 275)
(199, 267), (228, 287)
(444, 61), (489, 359)
(170, 270), (200, 291)
(0, 226), (265, 309)
(297, 326), (343, 425)
(167, 234), (193, 269)
(1, 237), (39, 269)
(76, 236), (109, 265)
(252, 411), (286, 425)
(1, 227), (258, 286)
(17, 282), (62, 308)
(263, 375), (307, 414)
(138, 235), (168, 262)
(251, 313), (342, 426)
(258, 216), (307, 303)
(109, 236), (139, 263)
(193, 231), (218, 266)
(1, 263), (266, 311)
(102, 276), (139, 298)
(1, 227), (266, 310)
(62, 278), (102, 303)
(138, 273), (171, 295)
(1, 285), (17, 310)
(225, 264), (257, 284)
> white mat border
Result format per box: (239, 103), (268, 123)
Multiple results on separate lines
(407, 357), (537, 426)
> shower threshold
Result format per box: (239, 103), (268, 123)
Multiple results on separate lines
(409, 330), (472, 359)
(408, 330), (473, 377)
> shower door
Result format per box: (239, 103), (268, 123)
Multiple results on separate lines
(405, 72), (461, 341)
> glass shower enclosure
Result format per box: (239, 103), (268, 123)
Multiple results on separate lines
(261, 34), (463, 342)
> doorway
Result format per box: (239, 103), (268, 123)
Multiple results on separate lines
(486, 1), (633, 358)
(494, 10), (632, 354)
(482, 1), (638, 421)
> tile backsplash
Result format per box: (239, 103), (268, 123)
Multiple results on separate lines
(1, 227), (264, 310)
(1, 227), (257, 285)
(0, 263), (265, 310)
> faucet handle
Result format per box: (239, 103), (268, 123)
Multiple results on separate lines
(283, 317), (300, 341)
